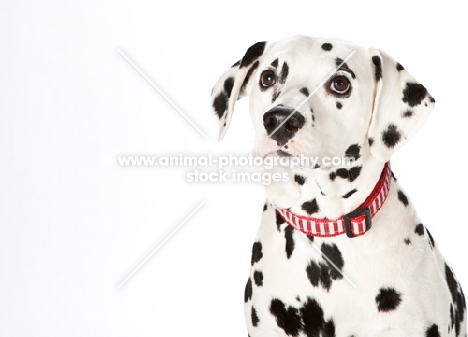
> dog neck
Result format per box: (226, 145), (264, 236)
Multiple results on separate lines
(268, 154), (387, 220)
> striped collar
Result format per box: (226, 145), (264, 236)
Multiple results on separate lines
(275, 162), (392, 238)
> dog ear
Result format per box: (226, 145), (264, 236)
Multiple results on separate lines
(211, 41), (267, 140)
(367, 49), (435, 162)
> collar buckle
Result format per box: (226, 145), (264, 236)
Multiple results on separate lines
(344, 206), (372, 238)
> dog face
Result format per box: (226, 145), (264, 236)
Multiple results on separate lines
(247, 37), (375, 163)
(211, 36), (435, 165)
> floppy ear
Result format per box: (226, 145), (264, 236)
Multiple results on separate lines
(367, 49), (435, 162)
(211, 41), (267, 140)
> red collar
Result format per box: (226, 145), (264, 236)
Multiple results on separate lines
(275, 162), (392, 238)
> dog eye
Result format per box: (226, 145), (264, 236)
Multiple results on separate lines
(260, 70), (277, 88)
(330, 76), (351, 94)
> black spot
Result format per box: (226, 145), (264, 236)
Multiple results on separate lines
(319, 265), (332, 291)
(254, 270), (263, 287)
(272, 90), (281, 103)
(450, 303), (454, 330)
(429, 96), (436, 103)
(321, 43), (333, 51)
(335, 166), (362, 182)
(270, 298), (302, 337)
(278, 149), (292, 157)
(321, 243), (344, 279)
(310, 108), (315, 122)
(391, 170), (397, 181)
(251, 242), (263, 265)
(336, 102), (343, 109)
(446, 263), (458, 306)
(349, 167), (363, 181)
(342, 189), (357, 199)
(336, 58), (356, 79)
(280, 62), (289, 84)
(404, 238), (411, 245)
(300, 87), (310, 97)
(415, 223), (425, 236)
(263, 203), (268, 211)
(302, 198), (320, 215)
(381, 124), (402, 148)
(371, 56), (382, 81)
(375, 287), (402, 312)
(426, 324), (440, 337)
(306, 260), (321, 287)
(396, 63), (405, 71)
(455, 287), (466, 336)
(306, 246), (344, 292)
(402, 82), (428, 107)
(335, 169), (349, 179)
(460, 287), (466, 311)
(345, 144), (361, 161)
(306, 235), (314, 243)
(240, 41), (266, 68)
(426, 227), (435, 249)
(251, 306), (259, 327)
(231, 60), (240, 67)
(269, 297), (337, 337)
(294, 174), (306, 185)
(276, 210), (285, 231)
(301, 297), (325, 337)
(403, 110), (413, 118)
(284, 225), (295, 259)
(457, 287), (466, 316)
(242, 61), (259, 90)
(397, 190), (409, 207)
(368, 137), (374, 147)
(329, 172), (336, 181)
(323, 319), (336, 337)
(244, 278), (252, 302)
(271, 58), (279, 68)
(224, 77), (235, 97)
(213, 92), (228, 119)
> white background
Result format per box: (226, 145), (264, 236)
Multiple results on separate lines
(1, 1), (467, 336)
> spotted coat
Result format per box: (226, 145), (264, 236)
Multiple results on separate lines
(211, 36), (466, 337)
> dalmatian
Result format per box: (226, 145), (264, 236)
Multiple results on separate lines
(210, 36), (466, 337)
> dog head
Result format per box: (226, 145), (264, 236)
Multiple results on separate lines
(211, 36), (435, 165)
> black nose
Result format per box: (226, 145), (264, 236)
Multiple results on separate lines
(263, 106), (305, 146)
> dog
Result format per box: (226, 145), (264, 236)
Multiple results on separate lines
(211, 36), (466, 337)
